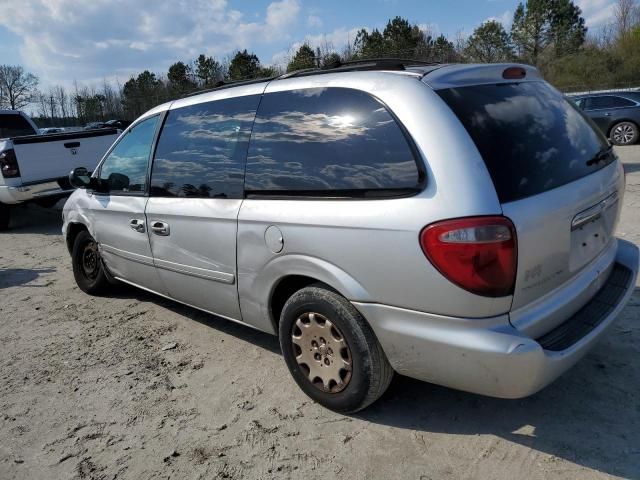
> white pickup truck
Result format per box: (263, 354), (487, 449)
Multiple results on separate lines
(0, 110), (119, 229)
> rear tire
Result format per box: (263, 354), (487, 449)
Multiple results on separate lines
(0, 203), (10, 231)
(610, 121), (639, 146)
(71, 230), (110, 295)
(279, 284), (394, 413)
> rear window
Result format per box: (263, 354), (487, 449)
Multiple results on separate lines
(438, 81), (611, 203)
(0, 114), (36, 139)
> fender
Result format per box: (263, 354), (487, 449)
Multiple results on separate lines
(238, 253), (373, 335)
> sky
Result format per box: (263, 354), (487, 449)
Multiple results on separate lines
(0, 0), (619, 90)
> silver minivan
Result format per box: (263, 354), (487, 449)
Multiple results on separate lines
(63, 62), (639, 412)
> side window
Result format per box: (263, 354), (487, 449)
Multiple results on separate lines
(245, 87), (422, 195)
(150, 95), (260, 198)
(98, 116), (159, 194)
(589, 96), (635, 109)
(608, 96), (636, 107)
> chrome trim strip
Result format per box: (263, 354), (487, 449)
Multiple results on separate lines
(571, 191), (618, 230)
(153, 258), (235, 284)
(100, 244), (155, 267)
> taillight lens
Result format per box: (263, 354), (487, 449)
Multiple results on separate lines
(0, 149), (20, 178)
(420, 216), (517, 297)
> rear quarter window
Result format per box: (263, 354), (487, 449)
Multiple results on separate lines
(244, 87), (423, 197)
(438, 82), (611, 203)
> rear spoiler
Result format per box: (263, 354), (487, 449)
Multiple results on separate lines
(422, 63), (542, 90)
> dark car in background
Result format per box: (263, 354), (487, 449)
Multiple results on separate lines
(573, 92), (640, 145)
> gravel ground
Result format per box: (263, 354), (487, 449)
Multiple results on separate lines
(1, 146), (639, 480)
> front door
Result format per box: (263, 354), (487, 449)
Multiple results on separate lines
(90, 115), (165, 294)
(145, 93), (262, 321)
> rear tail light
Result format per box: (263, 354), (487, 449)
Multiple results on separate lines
(420, 216), (517, 297)
(0, 148), (20, 178)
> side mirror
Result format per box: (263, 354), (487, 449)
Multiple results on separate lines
(69, 167), (92, 189)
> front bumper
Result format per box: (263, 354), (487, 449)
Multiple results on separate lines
(354, 238), (639, 399)
(0, 182), (72, 204)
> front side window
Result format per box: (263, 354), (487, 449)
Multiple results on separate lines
(150, 95), (260, 198)
(245, 87), (422, 196)
(98, 115), (159, 194)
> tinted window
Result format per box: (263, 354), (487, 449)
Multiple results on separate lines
(588, 96), (636, 109)
(438, 82), (611, 203)
(245, 87), (421, 195)
(99, 115), (158, 194)
(0, 114), (36, 138)
(150, 95), (260, 198)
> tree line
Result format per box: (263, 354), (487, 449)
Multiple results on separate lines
(1, 0), (639, 126)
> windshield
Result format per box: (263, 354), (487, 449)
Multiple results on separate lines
(0, 114), (36, 139)
(438, 81), (611, 203)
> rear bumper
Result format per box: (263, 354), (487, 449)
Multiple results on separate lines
(354, 238), (638, 398)
(0, 181), (72, 204)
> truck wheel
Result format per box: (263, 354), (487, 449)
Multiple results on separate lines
(72, 230), (110, 295)
(279, 284), (394, 413)
(0, 203), (10, 231)
(610, 121), (639, 146)
(34, 196), (62, 208)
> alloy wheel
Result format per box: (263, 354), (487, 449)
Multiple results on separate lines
(291, 312), (352, 393)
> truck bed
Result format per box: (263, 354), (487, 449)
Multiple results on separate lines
(11, 128), (118, 184)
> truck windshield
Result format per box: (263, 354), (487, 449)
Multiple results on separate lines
(437, 81), (611, 203)
(0, 114), (36, 139)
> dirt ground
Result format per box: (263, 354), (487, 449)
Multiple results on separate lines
(1, 147), (639, 480)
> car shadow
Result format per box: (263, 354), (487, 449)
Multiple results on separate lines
(0, 268), (57, 288)
(357, 287), (640, 479)
(4, 203), (64, 235)
(102, 282), (639, 478)
(623, 162), (640, 174)
(107, 283), (281, 355)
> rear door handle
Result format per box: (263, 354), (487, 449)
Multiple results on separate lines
(151, 221), (170, 236)
(129, 219), (145, 233)
(605, 112), (612, 116)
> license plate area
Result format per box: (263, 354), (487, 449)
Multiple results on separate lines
(569, 193), (618, 272)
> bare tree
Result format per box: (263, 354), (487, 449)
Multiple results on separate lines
(0, 65), (39, 110)
(615, 0), (638, 37)
(53, 85), (68, 119)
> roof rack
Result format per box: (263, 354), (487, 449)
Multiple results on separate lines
(183, 76), (277, 98)
(182, 58), (442, 99)
(279, 58), (442, 79)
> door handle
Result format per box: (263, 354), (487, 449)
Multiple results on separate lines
(129, 219), (145, 233)
(605, 112), (612, 116)
(151, 221), (170, 236)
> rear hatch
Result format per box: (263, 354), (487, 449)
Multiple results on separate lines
(436, 76), (623, 313)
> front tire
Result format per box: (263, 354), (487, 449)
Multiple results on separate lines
(0, 203), (10, 231)
(610, 121), (639, 146)
(71, 230), (110, 295)
(279, 285), (394, 413)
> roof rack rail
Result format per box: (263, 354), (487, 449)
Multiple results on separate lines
(183, 76), (277, 98)
(279, 58), (441, 79)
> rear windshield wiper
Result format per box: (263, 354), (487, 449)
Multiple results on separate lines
(586, 146), (613, 166)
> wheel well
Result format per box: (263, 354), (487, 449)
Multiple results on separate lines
(66, 223), (88, 254)
(269, 275), (329, 330)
